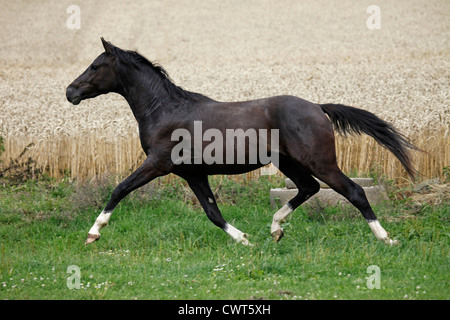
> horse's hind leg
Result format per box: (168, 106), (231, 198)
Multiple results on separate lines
(271, 156), (320, 242)
(314, 166), (398, 245)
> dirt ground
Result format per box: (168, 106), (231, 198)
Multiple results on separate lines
(0, 0), (449, 181)
(410, 179), (450, 205)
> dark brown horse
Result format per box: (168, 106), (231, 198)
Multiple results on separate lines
(66, 38), (418, 246)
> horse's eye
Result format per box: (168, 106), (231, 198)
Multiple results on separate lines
(91, 65), (98, 71)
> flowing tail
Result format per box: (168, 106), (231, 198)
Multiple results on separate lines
(320, 103), (420, 180)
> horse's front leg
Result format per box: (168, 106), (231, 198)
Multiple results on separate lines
(183, 174), (252, 246)
(85, 156), (168, 245)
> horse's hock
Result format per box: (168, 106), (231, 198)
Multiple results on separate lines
(270, 178), (388, 208)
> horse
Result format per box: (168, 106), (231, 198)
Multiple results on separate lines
(66, 38), (418, 246)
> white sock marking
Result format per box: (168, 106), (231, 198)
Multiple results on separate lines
(368, 220), (398, 245)
(271, 204), (293, 234)
(88, 210), (112, 236)
(224, 223), (251, 246)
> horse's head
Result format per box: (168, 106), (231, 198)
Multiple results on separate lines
(66, 38), (120, 105)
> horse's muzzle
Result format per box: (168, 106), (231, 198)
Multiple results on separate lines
(66, 85), (81, 105)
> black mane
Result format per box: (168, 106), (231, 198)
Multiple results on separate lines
(112, 46), (211, 102)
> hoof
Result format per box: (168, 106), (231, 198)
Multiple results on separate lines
(85, 233), (100, 245)
(240, 233), (253, 247)
(271, 229), (284, 242)
(384, 238), (399, 246)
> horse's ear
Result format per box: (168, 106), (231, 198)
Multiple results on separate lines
(101, 37), (114, 55)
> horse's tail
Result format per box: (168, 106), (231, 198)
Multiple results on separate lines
(319, 103), (420, 180)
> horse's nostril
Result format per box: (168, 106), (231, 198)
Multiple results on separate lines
(66, 86), (75, 100)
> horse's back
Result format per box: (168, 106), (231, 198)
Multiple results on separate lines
(198, 95), (327, 129)
(251, 95), (332, 135)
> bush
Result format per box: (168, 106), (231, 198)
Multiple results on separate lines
(0, 142), (43, 184)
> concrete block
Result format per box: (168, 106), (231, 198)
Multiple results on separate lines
(270, 185), (387, 208)
(285, 178), (375, 189)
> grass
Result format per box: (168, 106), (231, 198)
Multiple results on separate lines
(0, 175), (448, 300)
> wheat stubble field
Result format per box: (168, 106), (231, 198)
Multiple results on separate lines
(0, 0), (448, 183)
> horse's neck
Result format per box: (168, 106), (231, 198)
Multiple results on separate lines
(119, 68), (170, 122)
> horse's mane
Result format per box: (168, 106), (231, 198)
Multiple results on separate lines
(112, 46), (210, 102)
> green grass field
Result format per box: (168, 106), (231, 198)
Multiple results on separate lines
(0, 175), (448, 300)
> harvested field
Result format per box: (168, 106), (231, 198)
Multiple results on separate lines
(0, 0), (449, 183)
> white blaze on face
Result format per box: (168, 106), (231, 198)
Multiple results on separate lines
(271, 204), (293, 234)
(88, 210), (113, 236)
